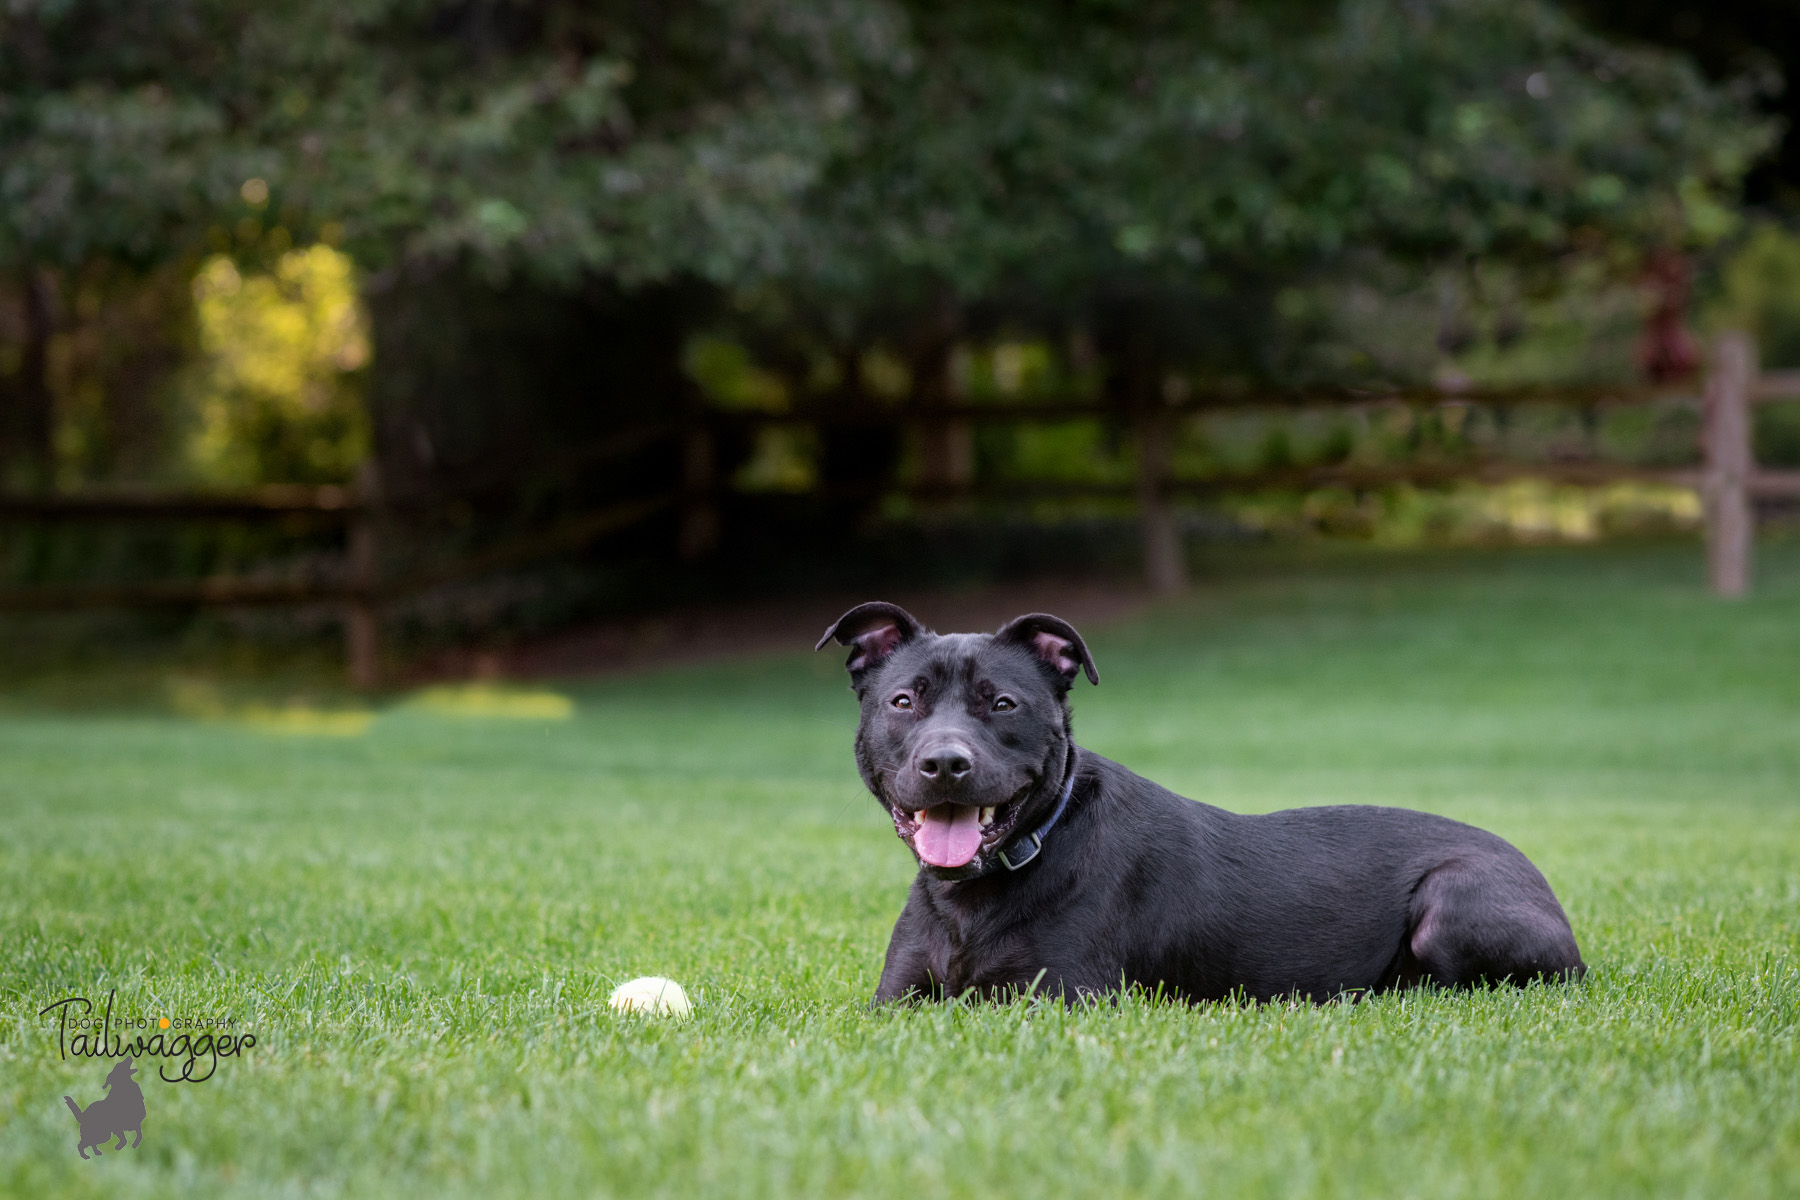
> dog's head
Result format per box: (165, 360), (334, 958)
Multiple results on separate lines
(817, 602), (1097, 880)
(105, 1058), (137, 1089)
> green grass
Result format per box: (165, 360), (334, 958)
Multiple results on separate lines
(2, 541), (1798, 1199)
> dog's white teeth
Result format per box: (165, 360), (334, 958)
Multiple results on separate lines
(980, 806), (996, 827)
(913, 810), (925, 824)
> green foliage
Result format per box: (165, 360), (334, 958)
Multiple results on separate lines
(1705, 222), (1800, 369)
(35, 261), (199, 486)
(182, 246), (370, 484)
(683, 336), (790, 413)
(1, 2), (1776, 295)
(0, 0), (899, 282)
(697, 0), (1778, 386)
(808, 1), (1773, 302)
(1, 544), (1798, 1197)
(1757, 400), (1800, 468)
(0, 1), (1784, 488)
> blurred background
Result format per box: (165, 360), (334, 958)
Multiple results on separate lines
(3, 0), (1799, 692)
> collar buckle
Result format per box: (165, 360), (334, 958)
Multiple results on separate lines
(997, 832), (1042, 871)
(993, 753), (1077, 873)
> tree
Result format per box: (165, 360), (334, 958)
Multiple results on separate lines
(1, 1), (245, 483)
(0, 0), (896, 484)
(774, 0), (1776, 378)
(0, 0), (1781, 492)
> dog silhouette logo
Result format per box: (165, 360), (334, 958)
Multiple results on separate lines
(64, 1058), (146, 1159)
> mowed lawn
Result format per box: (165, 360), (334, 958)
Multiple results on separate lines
(2, 542), (1798, 1199)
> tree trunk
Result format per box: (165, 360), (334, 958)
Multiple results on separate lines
(911, 307), (970, 496)
(8, 267), (56, 488)
(1108, 331), (1185, 593)
(677, 389), (720, 560)
(1134, 406), (1185, 594)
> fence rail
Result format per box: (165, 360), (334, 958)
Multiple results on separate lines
(0, 483), (359, 520)
(2, 332), (1796, 685)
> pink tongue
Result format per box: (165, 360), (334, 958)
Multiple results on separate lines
(915, 805), (983, 868)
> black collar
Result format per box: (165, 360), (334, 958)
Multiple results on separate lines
(996, 754), (1078, 872)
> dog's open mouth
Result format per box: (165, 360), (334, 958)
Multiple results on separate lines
(891, 798), (1025, 868)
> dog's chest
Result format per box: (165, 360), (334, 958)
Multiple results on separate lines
(923, 885), (1078, 995)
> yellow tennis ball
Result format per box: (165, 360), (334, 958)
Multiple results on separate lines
(608, 976), (692, 1018)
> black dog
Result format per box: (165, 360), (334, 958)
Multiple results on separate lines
(817, 602), (1585, 1004)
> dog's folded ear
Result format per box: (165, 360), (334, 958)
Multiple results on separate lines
(816, 602), (924, 679)
(996, 613), (1100, 686)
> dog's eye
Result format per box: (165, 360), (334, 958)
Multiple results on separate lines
(992, 696), (1016, 712)
(891, 694), (912, 710)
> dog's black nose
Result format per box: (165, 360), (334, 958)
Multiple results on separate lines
(918, 745), (974, 780)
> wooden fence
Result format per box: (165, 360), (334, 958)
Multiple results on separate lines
(1, 332), (1796, 687)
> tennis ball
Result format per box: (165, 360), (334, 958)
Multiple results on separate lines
(608, 976), (692, 1018)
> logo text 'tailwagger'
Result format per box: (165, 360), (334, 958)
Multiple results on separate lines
(39, 990), (258, 1083)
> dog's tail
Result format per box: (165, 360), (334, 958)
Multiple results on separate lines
(64, 1095), (83, 1119)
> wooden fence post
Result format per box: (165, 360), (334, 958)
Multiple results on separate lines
(345, 461), (382, 690)
(1703, 331), (1755, 597)
(1134, 407), (1186, 594)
